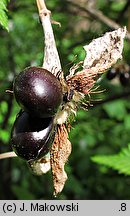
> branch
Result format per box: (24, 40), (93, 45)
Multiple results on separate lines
(67, 0), (130, 42)
(36, 0), (62, 76)
(36, 0), (47, 11)
(0, 151), (17, 160)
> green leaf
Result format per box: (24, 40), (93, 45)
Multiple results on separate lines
(91, 144), (130, 175)
(0, 129), (10, 143)
(0, 1), (7, 11)
(12, 185), (35, 199)
(0, 101), (8, 114)
(103, 100), (126, 120)
(124, 114), (130, 130)
(0, 0), (9, 31)
(111, 1), (125, 11)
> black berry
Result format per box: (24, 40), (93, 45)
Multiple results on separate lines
(13, 67), (63, 118)
(11, 111), (56, 161)
(106, 68), (117, 80)
(120, 72), (130, 86)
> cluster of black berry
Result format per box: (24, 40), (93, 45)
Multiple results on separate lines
(11, 67), (63, 161)
(106, 64), (130, 86)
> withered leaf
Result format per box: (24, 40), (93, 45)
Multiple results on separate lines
(67, 68), (97, 94)
(50, 124), (72, 196)
(67, 27), (126, 94)
(83, 27), (126, 71)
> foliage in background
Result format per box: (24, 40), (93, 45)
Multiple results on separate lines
(0, 0), (130, 199)
(0, 0), (10, 31)
(92, 144), (130, 175)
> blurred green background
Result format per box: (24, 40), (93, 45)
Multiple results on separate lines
(1, 0), (130, 199)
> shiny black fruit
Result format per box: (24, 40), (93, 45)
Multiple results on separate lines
(106, 68), (117, 80)
(120, 72), (130, 86)
(13, 66), (63, 118)
(11, 111), (56, 161)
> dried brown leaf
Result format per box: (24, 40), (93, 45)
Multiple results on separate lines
(67, 68), (97, 94)
(50, 124), (72, 196)
(67, 27), (126, 94)
(83, 27), (126, 71)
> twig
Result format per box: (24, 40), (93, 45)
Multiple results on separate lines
(0, 151), (17, 160)
(36, 0), (47, 12)
(66, 0), (130, 42)
(36, 0), (62, 76)
(5, 89), (13, 94)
